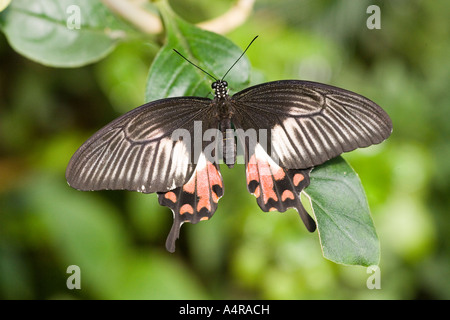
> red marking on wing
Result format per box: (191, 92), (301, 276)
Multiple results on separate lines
(195, 163), (212, 212)
(281, 190), (295, 201)
(180, 155), (224, 213)
(180, 204), (194, 215)
(207, 162), (222, 203)
(164, 191), (177, 202)
(182, 176), (196, 194)
(272, 166), (286, 181)
(293, 173), (305, 186)
(252, 157), (278, 204)
(257, 158), (272, 177)
(207, 162), (223, 188)
(259, 170), (278, 203)
(246, 154), (260, 183)
(246, 150), (283, 204)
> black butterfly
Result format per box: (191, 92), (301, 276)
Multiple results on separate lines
(66, 37), (392, 252)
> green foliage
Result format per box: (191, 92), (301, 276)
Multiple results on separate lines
(1, 0), (449, 299)
(146, 1), (251, 101)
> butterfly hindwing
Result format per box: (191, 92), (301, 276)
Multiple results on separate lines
(244, 143), (316, 232)
(158, 153), (224, 252)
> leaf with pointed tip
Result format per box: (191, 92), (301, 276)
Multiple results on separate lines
(305, 157), (380, 266)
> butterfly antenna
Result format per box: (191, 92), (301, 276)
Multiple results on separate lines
(173, 49), (218, 81)
(221, 35), (258, 81)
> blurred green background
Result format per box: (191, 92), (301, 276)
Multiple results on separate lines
(1, 0), (449, 299)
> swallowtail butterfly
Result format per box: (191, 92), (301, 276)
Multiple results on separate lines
(66, 37), (392, 252)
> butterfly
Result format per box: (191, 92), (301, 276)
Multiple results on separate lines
(66, 37), (392, 252)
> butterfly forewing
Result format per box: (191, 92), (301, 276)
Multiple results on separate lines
(66, 97), (217, 194)
(231, 80), (393, 170)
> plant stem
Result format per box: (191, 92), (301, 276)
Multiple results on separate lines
(101, 0), (254, 35)
(101, 0), (163, 34)
(198, 0), (255, 34)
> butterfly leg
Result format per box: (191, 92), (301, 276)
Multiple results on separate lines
(246, 150), (316, 232)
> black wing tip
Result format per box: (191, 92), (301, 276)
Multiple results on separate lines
(302, 214), (317, 233)
(296, 201), (317, 232)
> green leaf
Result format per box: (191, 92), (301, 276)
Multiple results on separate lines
(305, 157), (380, 266)
(0, 0), (129, 67)
(145, 0), (251, 101)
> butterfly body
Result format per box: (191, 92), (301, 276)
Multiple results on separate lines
(210, 80), (237, 168)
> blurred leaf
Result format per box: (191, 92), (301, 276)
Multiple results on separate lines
(117, 252), (207, 299)
(306, 157), (380, 266)
(26, 173), (129, 296)
(0, 0), (129, 67)
(0, 243), (33, 299)
(26, 172), (207, 298)
(145, 0), (251, 101)
(0, 0), (11, 12)
(125, 192), (169, 243)
(96, 41), (157, 113)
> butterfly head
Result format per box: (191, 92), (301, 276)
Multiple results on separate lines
(211, 80), (228, 99)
